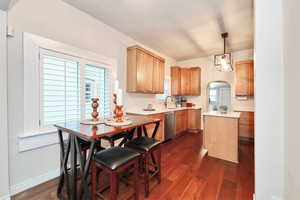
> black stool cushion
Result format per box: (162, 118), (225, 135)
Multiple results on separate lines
(125, 137), (161, 152)
(93, 147), (140, 170)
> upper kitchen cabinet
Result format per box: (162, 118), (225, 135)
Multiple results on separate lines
(180, 68), (191, 95)
(152, 57), (165, 93)
(235, 60), (254, 96)
(190, 67), (201, 95)
(171, 66), (201, 95)
(127, 45), (165, 94)
(171, 67), (181, 95)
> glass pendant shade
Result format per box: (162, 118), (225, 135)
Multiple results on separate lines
(214, 33), (233, 72)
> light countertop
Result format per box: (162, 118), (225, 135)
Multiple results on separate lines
(203, 111), (241, 119)
(126, 106), (202, 115)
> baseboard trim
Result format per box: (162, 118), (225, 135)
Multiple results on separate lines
(10, 168), (60, 196)
(0, 194), (11, 200)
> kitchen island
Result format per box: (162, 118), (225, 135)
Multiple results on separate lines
(203, 111), (241, 163)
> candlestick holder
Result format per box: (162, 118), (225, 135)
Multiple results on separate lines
(91, 98), (99, 121)
(114, 105), (124, 122)
(113, 93), (117, 119)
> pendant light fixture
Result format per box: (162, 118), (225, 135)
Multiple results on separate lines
(214, 32), (233, 72)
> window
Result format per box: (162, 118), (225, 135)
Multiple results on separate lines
(84, 65), (111, 119)
(40, 50), (111, 128)
(207, 81), (231, 111)
(40, 55), (81, 126)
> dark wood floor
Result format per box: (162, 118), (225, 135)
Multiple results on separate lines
(12, 132), (254, 200)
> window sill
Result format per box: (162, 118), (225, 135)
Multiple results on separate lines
(18, 129), (67, 152)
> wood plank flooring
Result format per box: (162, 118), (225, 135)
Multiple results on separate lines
(12, 132), (254, 200)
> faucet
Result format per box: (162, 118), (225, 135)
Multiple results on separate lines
(164, 96), (174, 108)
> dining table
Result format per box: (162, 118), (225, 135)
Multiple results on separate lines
(54, 114), (161, 200)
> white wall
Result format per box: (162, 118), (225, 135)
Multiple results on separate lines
(7, 0), (175, 194)
(0, 10), (10, 199)
(255, 0), (285, 199)
(177, 49), (254, 113)
(283, 0), (300, 199)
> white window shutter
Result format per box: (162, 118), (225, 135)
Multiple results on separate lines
(41, 55), (80, 126)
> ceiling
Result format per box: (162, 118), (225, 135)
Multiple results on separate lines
(63, 0), (254, 61)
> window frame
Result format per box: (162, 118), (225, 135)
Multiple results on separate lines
(21, 32), (116, 145)
(39, 48), (112, 129)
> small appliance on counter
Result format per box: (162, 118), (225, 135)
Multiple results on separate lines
(180, 96), (187, 107)
(186, 103), (195, 107)
(143, 104), (155, 111)
(219, 105), (228, 114)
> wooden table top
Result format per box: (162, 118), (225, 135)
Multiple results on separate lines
(54, 115), (161, 140)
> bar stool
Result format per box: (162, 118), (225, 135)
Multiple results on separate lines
(102, 131), (129, 147)
(91, 147), (140, 200)
(124, 136), (162, 197)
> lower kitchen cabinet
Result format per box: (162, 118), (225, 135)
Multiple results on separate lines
(236, 111), (254, 139)
(187, 109), (201, 133)
(144, 113), (165, 141)
(175, 110), (188, 135)
(175, 109), (202, 135)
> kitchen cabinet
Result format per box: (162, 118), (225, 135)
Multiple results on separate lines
(127, 45), (165, 94)
(187, 109), (201, 133)
(131, 113), (165, 141)
(171, 67), (181, 95)
(175, 110), (188, 135)
(190, 67), (201, 95)
(180, 68), (191, 95)
(236, 111), (254, 139)
(171, 66), (201, 95)
(152, 58), (165, 93)
(235, 60), (254, 96)
(145, 113), (165, 141)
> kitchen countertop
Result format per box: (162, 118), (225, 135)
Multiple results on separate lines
(203, 111), (241, 119)
(126, 106), (202, 115)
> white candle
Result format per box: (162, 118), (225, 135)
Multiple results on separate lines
(114, 80), (119, 94)
(93, 82), (98, 98)
(116, 89), (123, 105)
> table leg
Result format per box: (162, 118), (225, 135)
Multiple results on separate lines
(137, 126), (142, 137)
(150, 121), (160, 138)
(70, 135), (78, 200)
(118, 128), (136, 147)
(82, 140), (96, 199)
(57, 131), (71, 199)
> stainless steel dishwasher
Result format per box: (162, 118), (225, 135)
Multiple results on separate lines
(164, 111), (175, 140)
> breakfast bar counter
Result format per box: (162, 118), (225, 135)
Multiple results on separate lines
(54, 115), (161, 200)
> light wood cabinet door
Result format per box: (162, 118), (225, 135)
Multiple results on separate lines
(171, 67), (181, 95)
(158, 60), (165, 93)
(175, 110), (187, 135)
(236, 111), (254, 139)
(144, 114), (165, 141)
(171, 66), (201, 96)
(127, 45), (165, 94)
(136, 50), (146, 92)
(180, 68), (191, 95)
(143, 54), (153, 93)
(152, 58), (164, 94)
(187, 109), (201, 132)
(190, 67), (201, 95)
(235, 60), (254, 96)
